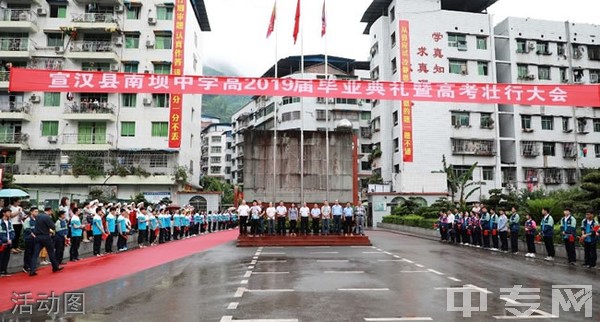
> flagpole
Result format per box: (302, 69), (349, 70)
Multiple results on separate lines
(323, 0), (330, 202)
(272, 0), (278, 204)
(300, 1), (305, 205)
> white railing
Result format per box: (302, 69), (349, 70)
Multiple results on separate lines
(65, 101), (115, 114)
(0, 132), (28, 144)
(62, 133), (114, 145)
(71, 13), (118, 24)
(0, 102), (31, 113)
(28, 58), (64, 70)
(0, 9), (37, 24)
(0, 38), (34, 52)
(70, 41), (115, 53)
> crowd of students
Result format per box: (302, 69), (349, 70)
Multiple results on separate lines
(0, 197), (238, 277)
(436, 203), (599, 268)
(235, 199), (367, 237)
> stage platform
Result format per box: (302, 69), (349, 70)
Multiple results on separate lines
(236, 234), (372, 247)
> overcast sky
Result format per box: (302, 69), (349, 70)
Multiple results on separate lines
(202, 0), (599, 77)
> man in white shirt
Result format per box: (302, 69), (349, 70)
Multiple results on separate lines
(266, 202), (276, 236)
(321, 201), (332, 236)
(237, 200), (250, 236)
(276, 201), (287, 236)
(311, 204), (321, 236)
(447, 211), (455, 244)
(331, 200), (343, 235)
(299, 202), (310, 236)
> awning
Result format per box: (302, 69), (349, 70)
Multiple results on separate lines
(122, 60), (140, 64)
(47, 0), (68, 3)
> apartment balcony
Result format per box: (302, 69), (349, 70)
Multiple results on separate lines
(0, 163), (19, 175)
(66, 41), (119, 63)
(27, 57), (64, 70)
(0, 71), (9, 89)
(0, 38), (35, 59)
(70, 13), (120, 31)
(0, 102), (32, 122)
(73, 0), (121, 4)
(0, 132), (29, 149)
(61, 133), (114, 151)
(63, 102), (116, 122)
(450, 138), (496, 156)
(0, 9), (38, 33)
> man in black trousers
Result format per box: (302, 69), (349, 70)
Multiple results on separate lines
(29, 207), (63, 276)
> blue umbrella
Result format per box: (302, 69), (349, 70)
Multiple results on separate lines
(0, 189), (29, 198)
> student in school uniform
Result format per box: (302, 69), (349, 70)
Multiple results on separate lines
(148, 210), (159, 245)
(524, 213), (537, 258)
(54, 210), (68, 264)
(0, 208), (16, 276)
(193, 211), (201, 236)
(509, 207), (521, 254)
(472, 212), (482, 247)
(92, 207), (106, 256)
(137, 207), (148, 248)
(105, 207), (117, 254)
(173, 211), (181, 240)
(454, 210), (464, 245)
(539, 207), (555, 261)
(480, 206), (491, 248)
(580, 209), (598, 268)
(22, 207), (38, 272)
(116, 209), (129, 251)
(69, 208), (83, 261)
(310, 204), (321, 236)
(560, 207), (577, 265)
(206, 211), (213, 233)
(498, 209), (509, 252)
(490, 208), (499, 250)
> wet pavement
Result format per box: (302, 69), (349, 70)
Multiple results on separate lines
(2, 229), (599, 321)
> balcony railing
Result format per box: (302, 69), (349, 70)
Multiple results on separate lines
(71, 13), (118, 24)
(62, 133), (114, 145)
(0, 38), (34, 52)
(0, 9), (37, 24)
(0, 163), (19, 175)
(451, 138), (496, 156)
(0, 71), (8, 82)
(0, 132), (29, 144)
(0, 102), (31, 113)
(65, 101), (115, 114)
(70, 41), (116, 53)
(27, 57), (64, 70)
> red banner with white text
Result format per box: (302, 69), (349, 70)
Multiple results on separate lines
(399, 20), (413, 163)
(8, 68), (600, 107)
(169, 0), (187, 148)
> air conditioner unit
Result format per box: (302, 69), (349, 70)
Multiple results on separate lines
(37, 8), (47, 16)
(143, 97), (152, 106)
(47, 136), (58, 144)
(110, 63), (119, 72)
(30, 95), (40, 103)
(55, 46), (64, 54)
(146, 40), (154, 48)
(114, 37), (123, 46)
(148, 17), (157, 25)
(115, 4), (124, 13)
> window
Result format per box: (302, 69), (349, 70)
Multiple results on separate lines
(282, 96), (300, 105)
(154, 34), (172, 50)
(536, 41), (548, 54)
(152, 94), (169, 107)
(390, 32), (396, 48)
(210, 166), (221, 174)
(121, 122), (135, 137)
(151, 122), (169, 137)
(361, 161), (372, 171)
(590, 70), (600, 84)
(448, 34), (467, 50)
(41, 121), (58, 136)
(123, 63), (138, 73)
(126, 6), (140, 19)
(361, 111), (371, 120)
(482, 167), (494, 181)
(476, 37), (487, 50)
(391, 57), (397, 74)
(371, 117), (381, 132)
(150, 154), (168, 168)
(577, 118), (588, 133)
(452, 166), (472, 179)
(371, 66), (380, 80)
(125, 33), (139, 49)
(50, 4), (67, 18)
(43, 92), (60, 107)
(477, 62), (488, 76)
(153, 63), (171, 74)
(516, 39), (526, 53)
(335, 98), (357, 105)
(541, 116), (554, 130)
(451, 112), (469, 127)
(521, 115), (532, 129)
(392, 111), (398, 126)
(562, 117), (571, 132)
(389, 6), (395, 22)
(156, 6), (173, 20)
(594, 119), (600, 132)
(543, 142), (555, 156)
(560, 68), (568, 82)
(211, 146), (222, 153)
(210, 157), (221, 164)
(211, 136), (222, 143)
(449, 60), (467, 75)
(46, 33), (62, 47)
(596, 144), (600, 158)
(538, 66), (551, 80)
(361, 144), (372, 154)
(122, 94), (137, 107)
(517, 65), (529, 78)
(480, 113), (493, 129)
(393, 138), (399, 152)
(370, 43), (378, 59)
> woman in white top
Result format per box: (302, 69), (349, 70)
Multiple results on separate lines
(299, 202), (310, 236)
(310, 204), (321, 236)
(9, 199), (24, 253)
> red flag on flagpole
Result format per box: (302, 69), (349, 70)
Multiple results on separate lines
(321, 0), (326, 37)
(293, 0), (301, 44)
(266, 1), (276, 38)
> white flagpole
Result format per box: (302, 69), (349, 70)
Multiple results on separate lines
(323, 0), (329, 202)
(272, 0), (278, 204)
(300, 2), (305, 205)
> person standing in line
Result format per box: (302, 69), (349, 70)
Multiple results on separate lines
(149, 210), (159, 245)
(250, 201), (261, 237)
(447, 210), (455, 244)
(310, 204), (321, 236)
(53, 210), (68, 264)
(509, 207), (520, 254)
(29, 207), (63, 276)
(22, 207), (38, 272)
(0, 208), (15, 276)
(321, 201), (331, 236)
(105, 207), (117, 254)
(193, 211), (201, 236)
(454, 210), (463, 245)
(498, 209), (509, 252)
(440, 212), (449, 242)
(332, 200), (343, 235)
(157, 210), (165, 243)
(480, 206), (491, 248)
(173, 211), (181, 240)
(212, 209), (219, 233)
(560, 207), (577, 265)
(238, 200), (250, 236)
(276, 201), (288, 236)
(69, 208), (82, 261)
(524, 213), (537, 258)
(288, 203), (298, 237)
(9, 199), (24, 254)
(580, 210), (598, 268)
(206, 211), (213, 233)
(137, 207), (148, 248)
(472, 212), (482, 247)
(116, 209), (129, 251)
(299, 202), (310, 236)
(355, 202), (366, 236)
(92, 207), (106, 256)
(461, 212), (470, 245)
(539, 207), (555, 261)
(266, 202), (276, 236)
(490, 208), (499, 250)
(343, 202), (354, 236)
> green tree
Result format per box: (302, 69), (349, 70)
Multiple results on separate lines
(441, 156), (481, 209)
(200, 176), (234, 205)
(130, 193), (149, 206)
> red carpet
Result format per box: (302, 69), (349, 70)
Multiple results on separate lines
(0, 230), (237, 312)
